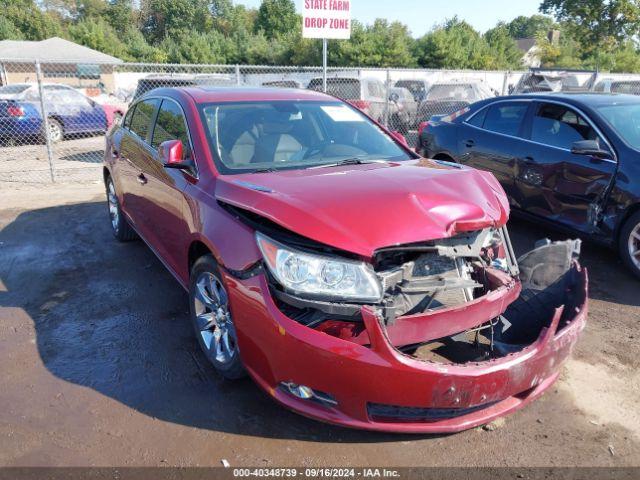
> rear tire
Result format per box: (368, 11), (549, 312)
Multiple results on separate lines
(619, 211), (640, 280)
(106, 176), (137, 242)
(189, 255), (246, 380)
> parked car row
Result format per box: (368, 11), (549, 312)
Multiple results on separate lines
(0, 83), (125, 146)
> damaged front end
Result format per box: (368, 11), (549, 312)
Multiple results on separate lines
(259, 222), (585, 367)
(227, 204), (587, 430)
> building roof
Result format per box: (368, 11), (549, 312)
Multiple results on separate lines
(0, 37), (122, 64)
(516, 38), (537, 53)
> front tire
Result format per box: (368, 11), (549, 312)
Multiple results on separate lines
(46, 118), (63, 143)
(189, 256), (246, 380)
(619, 211), (640, 280)
(106, 176), (137, 242)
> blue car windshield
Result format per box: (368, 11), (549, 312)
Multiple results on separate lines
(199, 101), (412, 174)
(598, 103), (640, 150)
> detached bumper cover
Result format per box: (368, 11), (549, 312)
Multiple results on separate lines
(224, 266), (588, 433)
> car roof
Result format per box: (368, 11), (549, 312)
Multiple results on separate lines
(505, 92), (640, 107)
(171, 86), (336, 103)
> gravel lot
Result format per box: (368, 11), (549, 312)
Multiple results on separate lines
(0, 137), (103, 184)
(0, 182), (638, 468)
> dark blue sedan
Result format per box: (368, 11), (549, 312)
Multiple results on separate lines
(416, 93), (640, 279)
(0, 83), (107, 145)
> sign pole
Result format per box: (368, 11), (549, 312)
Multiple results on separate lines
(322, 38), (328, 93)
(302, 0), (350, 91)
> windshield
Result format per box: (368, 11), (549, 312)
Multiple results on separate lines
(199, 101), (412, 174)
(395, 81), (427, 102)
(0, 84), (30, 96)
(611, 82), (640, 95)
(426, 84), (476, 102)
(395, 81), (424, 94)
(598, 103), (640, 149)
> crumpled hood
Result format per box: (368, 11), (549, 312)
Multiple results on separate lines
(215, 159), (510, 258)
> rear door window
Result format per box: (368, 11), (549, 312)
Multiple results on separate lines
(483, 103), (528, 137)
(467, 107), (488, 128)
(531, 103), (599, 150)
(129, 99), (159, 142)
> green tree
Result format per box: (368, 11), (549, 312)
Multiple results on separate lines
(160, 30), (234, 63)
(76, 0), (109, 20)
(123, 29), (168, 63)
(1, 0), (63, 40)
(540, 0), (640, 58)
(105, 0), (135, 36)
(413, 18), (493, 69)
(255, 0), (298, 39)
(68, 17), (130, 59)
(141, 0), (211, 43)
(535, 29), (583, 68)
(484, 24), (524, 69)
(504, 14), (554, 38)
(331, 20), (415, 67)
(0, 17), (25, 40)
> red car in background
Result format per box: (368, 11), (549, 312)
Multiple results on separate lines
(103, 86), (587, 433)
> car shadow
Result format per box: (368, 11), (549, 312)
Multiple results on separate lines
(59, 150), (104, 163)
(0, 201), (439, 443)
(0, 201), (636, 443)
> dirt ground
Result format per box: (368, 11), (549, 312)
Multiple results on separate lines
(0, 182), (639, 468)
(0, 137), (103, 184)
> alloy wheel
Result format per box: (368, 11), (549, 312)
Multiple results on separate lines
(193, 272), (238, 364)
(107, 181), (119, 233)
(629, 222), (640, 270)
(48, 120), (62, 143)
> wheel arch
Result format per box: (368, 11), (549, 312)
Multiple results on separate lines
(188, 240), (214, 274)
(47, 114), (65, 130)
(616, 202), (640, 242)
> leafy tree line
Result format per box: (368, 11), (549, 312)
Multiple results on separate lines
(1, 0), (640, 72)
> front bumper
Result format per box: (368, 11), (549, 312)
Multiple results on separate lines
(223, 267), (588, 433)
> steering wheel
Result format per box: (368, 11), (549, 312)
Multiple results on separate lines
(302, 141), (331, 160)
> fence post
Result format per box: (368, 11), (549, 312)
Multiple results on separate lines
(235, 64), (241, 86)
(383, 68), (391, 128)
(322, 38), (328, 93)
(35, 60), (55, 183)
(501, 71), (510, 96)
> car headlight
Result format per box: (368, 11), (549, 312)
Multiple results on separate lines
(256, 232), (382, 302)
(482, 228), (509, 272)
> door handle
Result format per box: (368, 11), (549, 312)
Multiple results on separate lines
(465, 139), (475, 148)
(137, 173), (147, 185)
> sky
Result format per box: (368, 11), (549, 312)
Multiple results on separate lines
(238, 0), (544, 37)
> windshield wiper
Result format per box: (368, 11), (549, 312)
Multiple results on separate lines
(308, 157), (387, 169)
(251, 167), (277, 173)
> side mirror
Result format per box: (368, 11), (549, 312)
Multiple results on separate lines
(571, 140), (613, 160)
(159, 139), (191, 170)
(389, 92), (400, 102)
(390, 130), (408, 147)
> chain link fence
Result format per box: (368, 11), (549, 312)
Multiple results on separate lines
(3, 60), (640, 184)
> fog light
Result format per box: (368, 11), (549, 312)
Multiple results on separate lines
(282, 382), (314, 399)
(280, 382), (338, 407)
